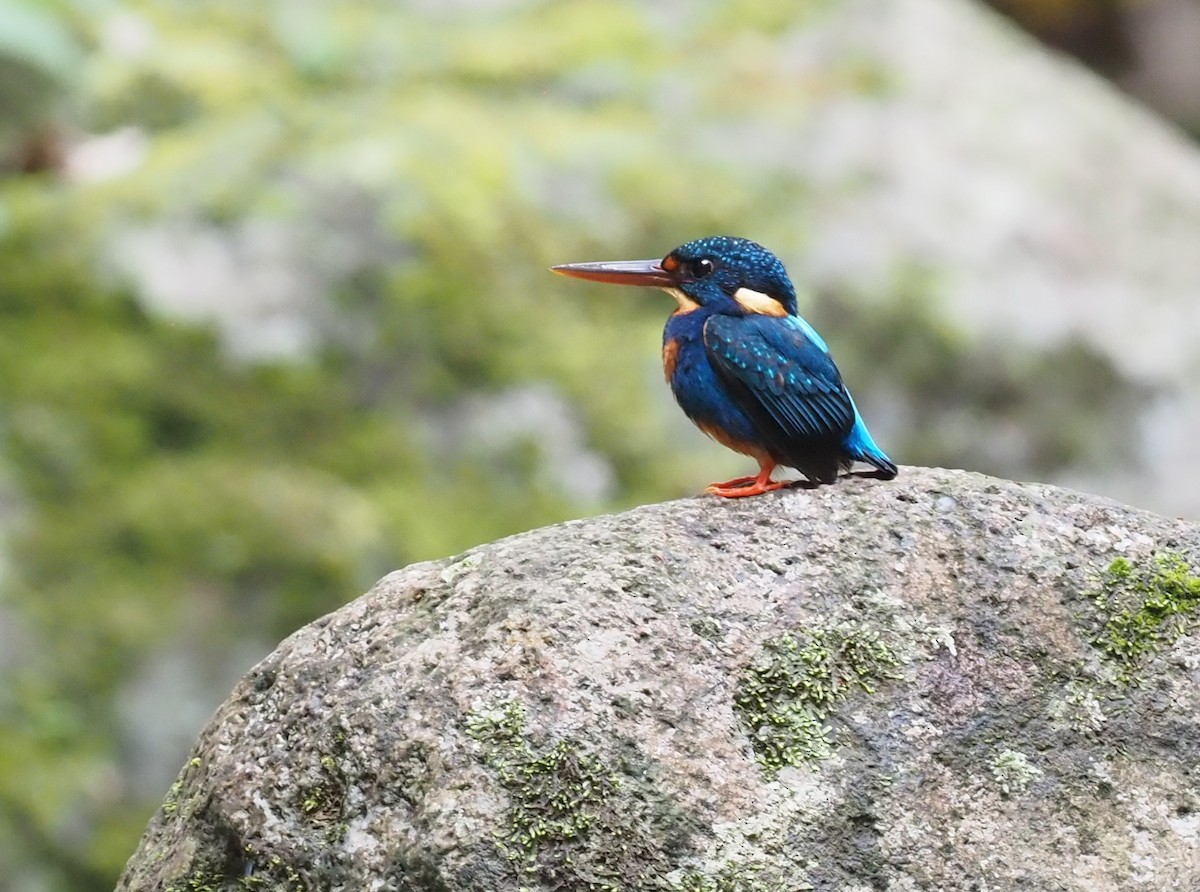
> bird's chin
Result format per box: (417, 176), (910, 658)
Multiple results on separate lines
(661, 287), (701, 315)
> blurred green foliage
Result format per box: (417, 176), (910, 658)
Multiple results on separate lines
(0, 1), (1146, 889)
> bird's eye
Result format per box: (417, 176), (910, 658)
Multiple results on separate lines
(690, 258), (715, 279)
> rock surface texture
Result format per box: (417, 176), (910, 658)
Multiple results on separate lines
(117, 468), (1200, 891)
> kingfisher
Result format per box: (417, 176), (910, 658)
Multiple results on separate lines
(551, 236), (897, 497)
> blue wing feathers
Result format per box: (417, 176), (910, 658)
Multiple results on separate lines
(702, 314), (895, 481)
(703, 314), (854, 442)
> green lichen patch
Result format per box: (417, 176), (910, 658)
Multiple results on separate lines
(162, 757), (204, 818)
(734, 622), (904, 773)
(237, 854), (305, 892)
(159, 845), (308, 892)
(1089, 553), (1200, 683)
(164, 855), (304, 892)
(163, 779), (185, 817)
(989, 749), (1044, 796)
(466, 699), (691, 891)
(1047, 679), (1107, 735)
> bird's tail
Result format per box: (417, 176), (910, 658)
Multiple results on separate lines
(842, 413), (898, 480)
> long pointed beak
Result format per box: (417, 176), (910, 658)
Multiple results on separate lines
(550, 258), (673, 287)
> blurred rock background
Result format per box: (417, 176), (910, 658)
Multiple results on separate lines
(1, 0), (1199, 889)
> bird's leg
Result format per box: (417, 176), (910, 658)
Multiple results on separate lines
(704, 459), (788, 498)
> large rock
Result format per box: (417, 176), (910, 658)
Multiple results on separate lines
(117, 468), (1200, 891)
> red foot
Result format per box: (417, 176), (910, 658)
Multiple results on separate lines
(704, 463), (785, 498)
(705, 479), (789, 498)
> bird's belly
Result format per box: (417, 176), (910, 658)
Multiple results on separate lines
(666, 336), (767, 458)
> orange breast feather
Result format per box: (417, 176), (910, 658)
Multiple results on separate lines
(662, 338), (680, 383)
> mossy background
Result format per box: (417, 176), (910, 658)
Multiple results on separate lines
(2, 1), (1199, 889)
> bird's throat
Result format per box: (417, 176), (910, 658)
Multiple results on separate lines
(661, 286), (700, 315)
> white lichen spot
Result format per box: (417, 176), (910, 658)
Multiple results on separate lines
(990, 749), (1043, 795)
(1048, 682), (1107, 733)
(440, 554), (481, 585)
(923, 625), (957, 658)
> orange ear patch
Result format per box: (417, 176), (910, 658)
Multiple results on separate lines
(733, 287), (787, 317)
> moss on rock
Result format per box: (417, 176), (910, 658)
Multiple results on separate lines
(1090, 552), (1200, 683)
(733, 622), (903, 773)
(466, 699), (693, 891)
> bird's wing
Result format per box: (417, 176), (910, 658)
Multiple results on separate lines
(703, 314), (855, 445)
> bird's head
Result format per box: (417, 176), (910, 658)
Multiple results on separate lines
(552, 235), (799, 318)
